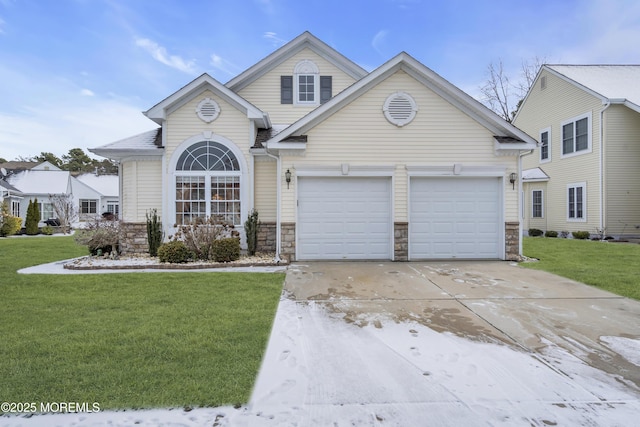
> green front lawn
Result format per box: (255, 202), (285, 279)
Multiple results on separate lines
(523, 236), (640, 300)
(0, 236), (284, 411)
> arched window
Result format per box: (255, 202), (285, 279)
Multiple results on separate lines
(175, 141), (241, 225)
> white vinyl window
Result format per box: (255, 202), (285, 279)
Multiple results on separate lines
(532, 190), (543, 218)
(79, 199), (98, 214)
(39, 202), (54, 221)
(539, 128), (551, 162)
(567, 183), (586, 221)
(294, 60), (319, 105)
(11, 201), (20, 217)
(561, 113), (591, 157)
(175, 141), (241, 225)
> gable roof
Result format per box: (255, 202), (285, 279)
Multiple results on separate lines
(75, 173), (118, 197)
(545, 65), (640, 113)
(226, 31), (368, 92)
(145, 73), (270, 127)
(267, 52), (537, 151)
(523, 167), (550, 182)
(6, 169), (71, 195)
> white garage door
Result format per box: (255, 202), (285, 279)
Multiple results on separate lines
(410, 177), (502, 259)
(298, 177), (392, 260)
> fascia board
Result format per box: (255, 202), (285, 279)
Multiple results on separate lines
(89, 148), (163, 160)
(145, 74), (268, 127)
(227, 32), (368, 92)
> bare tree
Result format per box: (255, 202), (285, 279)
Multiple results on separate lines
(480, 57), (547, 122)
(49, 194), (78, 234)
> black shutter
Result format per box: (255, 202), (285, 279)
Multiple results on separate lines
(320, 76), (332, 104)
(281, 76), (293, 104)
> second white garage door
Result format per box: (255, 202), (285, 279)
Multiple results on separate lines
(297, 177), (392, 260)
(410, 177), (502, 259)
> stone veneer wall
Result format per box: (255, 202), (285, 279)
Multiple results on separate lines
(120, 222), (148, 254)
(394, 222), (408, 261)
(280, 222), (296, 262)
(256, 221), (277, 253)
(505, 221), (520, 261)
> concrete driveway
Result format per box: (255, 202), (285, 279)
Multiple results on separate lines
(243, 261), (640, 426)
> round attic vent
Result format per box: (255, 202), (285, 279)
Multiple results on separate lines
(383, 92), (417, 127)
(196, 98), (220, 123)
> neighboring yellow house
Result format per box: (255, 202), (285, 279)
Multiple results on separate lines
(91, 32), (536, 261)
(514, 65), (640, 238)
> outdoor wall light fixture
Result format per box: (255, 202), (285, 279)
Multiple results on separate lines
(509, 172), (517, 190)
(285, 169), (292, 189)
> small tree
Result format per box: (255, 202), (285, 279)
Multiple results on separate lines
(244, 209), (259, 256)
(49, 193), (77, 234)
(25, 198), (41, 235)
(172, 216), (238, 261)
(146, 209), (163, 257)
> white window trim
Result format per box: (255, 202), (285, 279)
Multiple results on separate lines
(79, 199), (98, 215)
(567, 182), (587, 222)
(560, 112), (592, 159)
(539, 127), (551, 163)
(531, 189), (544, 218)
(293, 60), (319, 106)
(168, 134), (249, 232)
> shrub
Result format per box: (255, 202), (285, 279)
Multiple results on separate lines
(0, 201), (22, 237)
(41, 225), (54, 235)
(158, 241), (193, 263)
(25, 198), (41, 235)
(172, 216), (238, 261)
(572, 231), (590, 240)
(75, 219), (122, 255)
(212, 238), (241, 263)
(146, 209), (163, 257)
(244, 209), (259, 256)
(544, 230), (558, 238)
(528, 228), (544, 237)
(560, 231), (570, 238)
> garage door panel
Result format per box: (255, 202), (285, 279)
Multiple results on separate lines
(410, 177), (501, 259)
(298, 177), (392, 260)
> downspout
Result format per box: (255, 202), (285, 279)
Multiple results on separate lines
(599, 101), (611, 235)
(518, 149), (535, 257)
(264, 142), (282, 263)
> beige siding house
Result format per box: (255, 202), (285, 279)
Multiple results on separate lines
(91, 32), (536, 260)
(514, 65), (640, 238)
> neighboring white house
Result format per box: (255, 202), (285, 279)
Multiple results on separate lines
(91, 31), (537, 260)
(1, 161), (119, 228)
(514, 65), (640, 238)
(74, 173), (120, 219)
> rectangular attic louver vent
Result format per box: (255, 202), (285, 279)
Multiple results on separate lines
(383, 92), (418, 126)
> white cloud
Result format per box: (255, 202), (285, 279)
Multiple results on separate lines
(371, 30), (389, 56)
(0, 17), (5, 34)
(263, 32), (286, 47)
(80, 88), (95, 97)
(0, 96), (157, 161)
(135, 38), (197, 74)
(210, 54), (241, 77)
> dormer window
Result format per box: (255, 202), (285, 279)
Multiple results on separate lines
(281, 60), (332, 105)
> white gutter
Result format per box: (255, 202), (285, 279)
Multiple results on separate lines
(599, 101), (611, 234)
(264, 143), (282, 263)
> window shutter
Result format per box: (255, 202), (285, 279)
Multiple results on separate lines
(320, 76), (332, 104)
(281, 76), (293, 104)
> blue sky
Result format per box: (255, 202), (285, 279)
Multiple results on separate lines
(1, 0), (639, 162)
